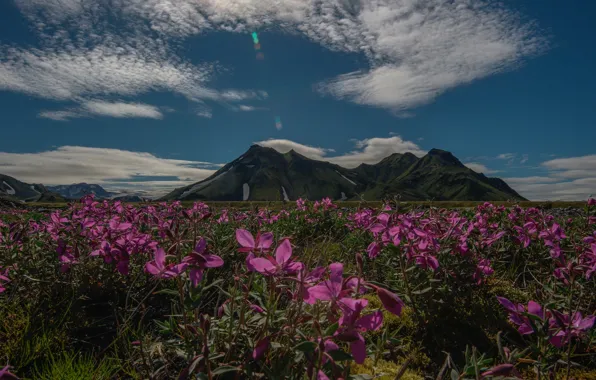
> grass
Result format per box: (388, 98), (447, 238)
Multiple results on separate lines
(25, 200), (588, 211)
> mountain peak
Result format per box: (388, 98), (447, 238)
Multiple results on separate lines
(425, 148), (463, 167)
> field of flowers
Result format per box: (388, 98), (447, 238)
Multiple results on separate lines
(1, 196), (595, 379)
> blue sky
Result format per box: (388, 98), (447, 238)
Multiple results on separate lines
(1, 0), (595, 200)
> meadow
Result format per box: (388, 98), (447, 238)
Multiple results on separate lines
(1, 196), (595, 379)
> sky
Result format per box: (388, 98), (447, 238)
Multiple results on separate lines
(0, 0), (595, 200)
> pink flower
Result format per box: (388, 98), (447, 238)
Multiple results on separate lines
(0, 365), (19, 379)
(235, 229), (274, 254)
(182, 238), (224, 287)
(248, 239), (303, 276)
(0, 267), (10, 294)
(481, 364), (521, 379)
(253, 337), (270, 360)
(376, 287), (404, 316)
(145, 248), (187, 279)
(335, 298), (383, 364)
(588, 198), (596, 206)
(473, 259), (494, 284)
(307, 263), (354, 306)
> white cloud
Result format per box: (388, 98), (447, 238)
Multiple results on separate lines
(39, 100), (164, 121)
(256, 139), (332, 160)
(504, 176), (560, 185)
(464, 162), (499, 174)
(520, 154), (529, 164)
(82, 100), (163, 119)
(7, 0), (546, 114)
(39, 110), (80, 121)
(502, 155), (596, 201)
(497, 153), (516, 160)
(0, 146), (218, 195)
(316, 0), (546, 111)
(543, 155), (596, 172)
(0, 31), (267, 114)
(256, 135), (426, 168)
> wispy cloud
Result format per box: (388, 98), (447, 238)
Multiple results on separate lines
(38, 110), (81, 121)
(504, 154), (596, 201)
(464, 162), (500, 175)
(256, 135), (426, 168)
(40, 100), (165, 121)
(4, 0), (546, 115)
(497, 153), (516, 160)
(0, 146), (219, 194)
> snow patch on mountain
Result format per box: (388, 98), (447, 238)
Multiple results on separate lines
(2, 181), (15, 195)
(281, 186), (289, 201)
(243, 183), (250, 201)
(335, 171), (356, 186)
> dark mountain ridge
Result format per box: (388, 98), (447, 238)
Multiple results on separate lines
(162, 146), (526, 202)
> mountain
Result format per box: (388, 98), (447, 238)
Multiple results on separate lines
(361, 149), (525, 201)
(162, 146), (527, 202)
(47, 183), (113, 200)
(0, 174), (65, 202)
(112, 194), (148, 202)
(161, 145), (364, 202)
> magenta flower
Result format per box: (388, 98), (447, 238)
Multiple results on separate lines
(296, 198), (307, 211)
(588, 198), (596, 206)
(481, 364), (521, 379)
(253, 336), (270, 360)
(0, 267), (10, 294)
(335, 298), (383, 364)
(235, 229), (274, 254)
(182, 238), (224, 287)
(145, 248), (187, 279)
(376, 287), (404, 316)
(307, 263), (354, 306)
(473, 259), (494, 284)
(296, 266), (326, 303)
(248, 239), (303, 276)
(549, 310), (595, 347)
(0, 365), (19, 379)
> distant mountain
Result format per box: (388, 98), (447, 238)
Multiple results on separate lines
(112, 194), (148, 202)
(0, 174), (65, 202)
(161, 145), (364, 202)
(47, 183), (113, 200)
(162, 145), (526, 202)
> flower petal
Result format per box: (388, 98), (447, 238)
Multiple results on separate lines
(203, 254), (224, 268)
(357, 310), (383, 331)
(250, 257), (277, 275)
(236, 229), (255, 249)
(275, 239), (292, 265)
(257, 232), (274, 250)
(350, 334), (367, 364)
(194, 238), (207, 254)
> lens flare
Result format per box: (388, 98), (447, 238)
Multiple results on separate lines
(251, 32), (259, 44)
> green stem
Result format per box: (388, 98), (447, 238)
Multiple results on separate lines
(565, 276), (575, 380)
(397, 247), (418, 318)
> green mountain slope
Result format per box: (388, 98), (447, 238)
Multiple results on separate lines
(162, 146), (527, 202)
(362, 149), (526, 201)
(0, 174), (66, 202)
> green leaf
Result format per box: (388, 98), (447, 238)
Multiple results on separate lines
(293, 341), (318, 353)
(211, 366), (240, 375)
(350, 375), (373, 380)
(324, 322), (339, 337)
(327, 349), (353, 361)
(450, 369), (459, 380)
(412, 287), (432, 295)
(154, 289), (179, 297)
